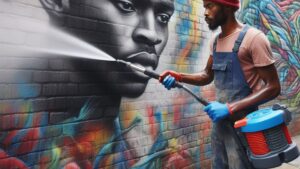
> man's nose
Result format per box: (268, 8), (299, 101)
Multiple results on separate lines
(132, 10), (162, 46)
(204, 9), (209, 18)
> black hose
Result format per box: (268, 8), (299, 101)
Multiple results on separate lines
(145, 68), (209, 106)
(117, 60), (209, 106)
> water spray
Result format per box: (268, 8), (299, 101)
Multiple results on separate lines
(116, 59), (209, 106)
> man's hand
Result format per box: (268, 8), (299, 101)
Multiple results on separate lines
(159, 70), (182, 82)
(203, 101), (231, 122)
(161, 75), (176, 90)
(159, 70), (182, 90)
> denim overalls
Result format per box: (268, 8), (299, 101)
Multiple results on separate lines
(211, 25), (256, 169)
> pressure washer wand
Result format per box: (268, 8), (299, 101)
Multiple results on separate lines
(117, 59), (209, 106)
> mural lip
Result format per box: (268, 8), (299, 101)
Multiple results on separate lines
(126, 52), (158, 71)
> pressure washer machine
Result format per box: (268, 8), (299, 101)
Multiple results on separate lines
(234, 104), (299, 168)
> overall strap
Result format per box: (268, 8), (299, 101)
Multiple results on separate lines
(232, 25), (250, 53)
(213, 35), (218, 52)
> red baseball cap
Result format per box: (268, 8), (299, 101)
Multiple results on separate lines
(205, 0), (240, 8)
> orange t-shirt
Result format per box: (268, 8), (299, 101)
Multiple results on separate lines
(210, 26), (275, 92)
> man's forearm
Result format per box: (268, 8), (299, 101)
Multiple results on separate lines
(180, 71), (213, 86)
(229, 64), (281, 114)
(229, 83), (280, 113)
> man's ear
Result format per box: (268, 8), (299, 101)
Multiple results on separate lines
(40, 0), (70, 13)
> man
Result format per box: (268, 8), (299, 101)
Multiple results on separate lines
(160, 0), (281, 168)
(0, 0), (180, 168)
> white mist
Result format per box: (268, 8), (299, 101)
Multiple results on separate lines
(0, 15), (115, 62)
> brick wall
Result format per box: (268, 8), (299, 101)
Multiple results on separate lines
(0, 0), (299, 169)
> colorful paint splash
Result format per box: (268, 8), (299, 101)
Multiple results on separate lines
(174, 0), (204, 72)
(0, 100), (115, 169)
(0, 98), (208, 168)
(239, 0), (300, 106)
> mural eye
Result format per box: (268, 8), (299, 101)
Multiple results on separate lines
(157, 14), (171, 24)
(116, 0), (136, 13)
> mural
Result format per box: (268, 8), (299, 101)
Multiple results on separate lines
(0, 0), (210, 168)
(0, 0), (299, 169)
(239, 0), (300, 107)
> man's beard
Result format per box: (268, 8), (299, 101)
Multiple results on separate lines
(208, 8), (227, 30)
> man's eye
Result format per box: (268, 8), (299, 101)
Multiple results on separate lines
(207, 4), (214, 9)
(116, 0), (136, 13)
(157, 14), (171, 24)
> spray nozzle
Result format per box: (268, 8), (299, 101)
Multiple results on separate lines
(116, 59), (146, 73)
(116, 59), (128, 65)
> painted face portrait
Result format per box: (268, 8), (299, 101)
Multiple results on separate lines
(41, 0), (175, 97)
(203, 1), (227, 30)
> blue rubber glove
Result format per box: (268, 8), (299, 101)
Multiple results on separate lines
(162, 75), (176, 90)
(203, 101), (230, 122)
